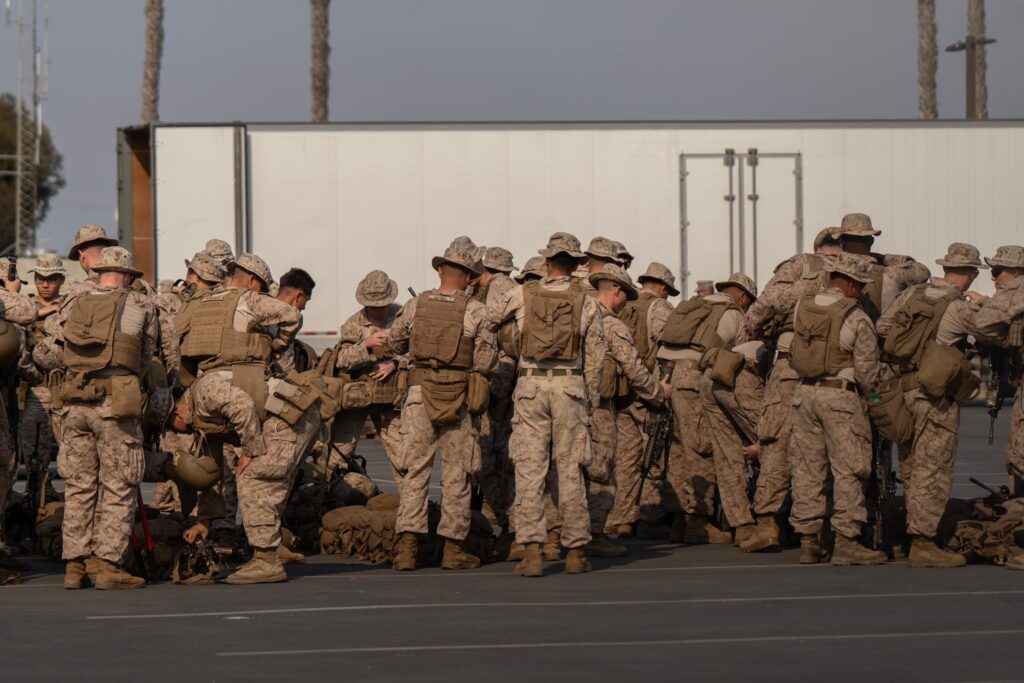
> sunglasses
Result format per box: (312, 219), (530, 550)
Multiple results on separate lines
(992, 267), (1006, 278)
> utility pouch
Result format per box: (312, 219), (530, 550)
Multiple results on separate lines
(599, 356), (619, 400)
(48, 371), (65, 410)
(867, 377), (914, 444)
(411, 368), (467, 426)
(110, 375), (145, 419)
(917, 341), (963, 399)
(341, 381), (372, 410)
(949, 360), (981, 405)
(466, 371), (490, 415)
(708, 349), (745, 389)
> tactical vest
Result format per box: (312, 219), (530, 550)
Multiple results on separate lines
(598, 310), (632, 401)
(620, 290), (658, 370)
(790, 294), (858, 379)
(881, 284), (960, 372)
(660, 298), (739, 351)
(63, 290), (143, 377)
(180, 288), (273, 371)
(520, 280), (584, 362)
(409, 291), (475, 370)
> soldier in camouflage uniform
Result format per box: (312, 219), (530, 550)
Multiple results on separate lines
(515, 256), (546, 284)
(608, 262), (677, 536)
(694, 280), (715, 298)
(327, 270), (404, 482)
(788, 253), (885, 566)
(55, 248), (159, 589)
(877, 243), (989, 567)
(586, 264), (670, 557)
(498, 232), (605, 577)
(386, 239), (498, 571)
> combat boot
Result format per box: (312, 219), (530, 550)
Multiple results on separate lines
(907, 537), (966, 568)
(799, 534), (825, 564)
(222, 548), (288, 585)
(505, 542), (526, 562)
(94, 559), (145, 590)
(1006, 553), (1024, 570)
(741, 516), (781, 553)
(733, 524), (756, 548)
(616, 523), (635, 539)
(441, 538), (481, 570)
(542, 530), (561, 561)
(584, 533), (627, 558)
(277, 545), (306, 565)
(831, 535), (887, 566)
(684, 515), (733, 545)
(64, 559), (91, 590)
(84, 556), (102, 582)
(392, 532), (418, 571)
(564, 548), (592, 574)
(0, 568), (20, 585)
(514, 543), (543, 577)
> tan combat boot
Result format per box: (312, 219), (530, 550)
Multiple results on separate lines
(616, 523), (635, 539)
(505, 542), (526, 562)
(684, 515), (733, 545)
(907, 537), (966, 568)
(514, 543), (543, 577)
(733, 524), (756, 547)
(392, 532), (418, 571)
(441, 538), (481, 570)
(223, 548), (288, 584)
(64, 558), (91, 590)
(584, 533), (627, 558)
(831, 535), (887, 566)
(84, 556), (102, 582)
(1006, 553), (1024, 570)
(94, 559), (145, 590)
(277, 545), (306, 565)
(799, 534), (826, 564)
(741, 516), (781, 553)
(542, 531), (562, 561)
(564, 548), (592, 574)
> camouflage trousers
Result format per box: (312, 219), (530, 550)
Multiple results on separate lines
(58, 398), (145, 563)
(608, 401), (647, 528)
(788, 384), (872, 539)
(1009, 385), (1024, 496)
(700, 370), (763, 529)
(237, 407), (321, 549)
(395, 385), (480, 541)
(753, 357), (798, 516)
(898, 388), (959, 539)
(509, 375), (593, 549)
(19, 387), (57, 478)
(586, 400), (618, 534)
(479, 388), (515, 529)
(663, 361), (715, 515)
(329, 405), (402, 481)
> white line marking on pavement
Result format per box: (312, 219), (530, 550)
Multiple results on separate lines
(87, 589), (1024, 621)
(216, 629), (1024, 657)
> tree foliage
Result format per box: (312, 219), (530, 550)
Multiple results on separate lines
(0, 92), (66, 252)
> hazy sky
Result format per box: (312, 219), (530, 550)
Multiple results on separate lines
(1, 0), (1023, 252)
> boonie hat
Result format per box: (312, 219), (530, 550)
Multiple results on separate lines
(715, 273), (758, 299)
(431, 237), (482, 275)
(184, 251), (226, 283)
(636, 262), (680, 296)
(228, 253), (273, 291)
(588, 263), (638, 301)
(838, 213), (881, 238)
(514, 256), (546, 283)
(827, 252), (875, 284)
(985, 245), (1024, 270)
(539, 232), (586, 260)
(68, 224), (118, 261)
(90, 246), (143, 277)
(356, 270), (399, 307)
(935, 242), (987, 269)
(28, 253), (67, 278)
(482, 247), (516, 274)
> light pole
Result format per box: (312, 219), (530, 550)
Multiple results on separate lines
(945, 35), (995, 119)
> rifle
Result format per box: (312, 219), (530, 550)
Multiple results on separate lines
(408, 287), (417, 298)
(969, 476), (1011, 505)
(866, 432), (897, 554)
(23, 423), (42, 542)
(986, 349), (1009, 446)
(636, 405), (672, 505)
(5, 254), (17, 283)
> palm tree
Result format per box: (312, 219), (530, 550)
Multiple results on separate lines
(968, 0), (988, 119)
(917, 0), (938, 119)
(311, 0), (331, 123)
(141, 0), (164, 123)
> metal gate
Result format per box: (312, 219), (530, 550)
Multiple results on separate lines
(678, 149), (803, 297)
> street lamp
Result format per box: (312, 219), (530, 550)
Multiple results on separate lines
(946, 35), (996, 119)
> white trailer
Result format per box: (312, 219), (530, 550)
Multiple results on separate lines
(117, 121), (1024, 336)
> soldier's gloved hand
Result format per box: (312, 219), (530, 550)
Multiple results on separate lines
(364, 330), (389, 349)
(183, 522), (209, 544)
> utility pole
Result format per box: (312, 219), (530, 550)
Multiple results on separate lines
(5, 0), (49, 254)
(945, 1), (995, 120)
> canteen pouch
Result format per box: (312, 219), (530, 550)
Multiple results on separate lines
(708, 349), (745, 389)
(867, 378), (914, 444)
(412, 369), (467, 426)
(110, 375), (145, 419)
(916, 341), (963, 399)
(466, 371), (490, 415)
(599, 356), (619, 400)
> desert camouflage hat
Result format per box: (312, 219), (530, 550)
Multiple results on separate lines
(90, 246), (143, 277)
(715, 273), (757, 299)
(838, 212), (881, 237)
(28, 253), (67, 278)
(813, 227), (843, 251)
(695, 279), (715, 292)
(514, 255), (547, 283)
(482, 246), (516, 273)
(985, 245), (1024, 269)
(431, 237), (482, 274)
(539, 232), (586, 260)
(588, 263), (638, 301)
(68, 224), (118, 260)
(203, 239), (235, 264)
(936, 242), (987, 269)
(612, 240), (634, 267)
(228, 252), (273, 291)
(356, 269), (399, 307)
(584, 236), (618, 261)
(827, 252), (875, 284)
(184, 251), (226, 283)
(636, 261), (680, 296)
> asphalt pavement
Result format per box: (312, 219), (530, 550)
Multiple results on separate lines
(3, 405), (1022, 683)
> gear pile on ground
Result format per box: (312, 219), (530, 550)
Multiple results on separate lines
(282, 460), (382, 552)
(944, 496), (1024, 565)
